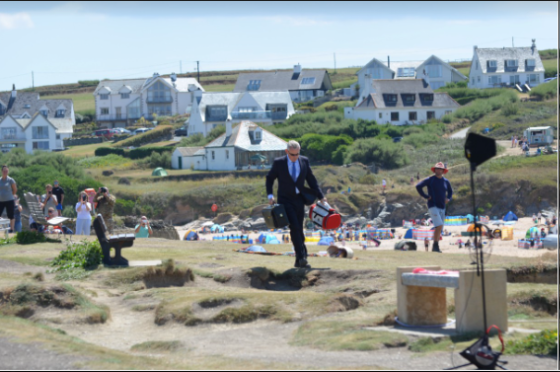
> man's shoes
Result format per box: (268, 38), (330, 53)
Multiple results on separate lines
(297, 258), (311, 269)
(432, 243), (443, 253)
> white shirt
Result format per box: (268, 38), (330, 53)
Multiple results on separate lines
(75, 202), (92, 220)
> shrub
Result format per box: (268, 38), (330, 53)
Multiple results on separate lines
(51, 240), (103, 272)
(298, 106), (316, 113)
(128, 147), (173, 160)
(95, 147), (125, 157)
(78, 80), (100, 87)
(298, 134), (353, 163)
(149, 151), (172, 168)
(344, 138), (409, 169)
(501, 102), (519, 117)
(177, 133), (205, 147)
(62, 205), (77, 218)
(324, 104), (338, 112)
(505, 330), (557, 356)
(492, 123), (505, 130)
(206, 125), (226, 142)
(118, 177), (131, 185)
(114, 199), (135, 216)
(530, 80), (557, 100)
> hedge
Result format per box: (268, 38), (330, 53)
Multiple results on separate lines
(95, 147), (126, 157)
(115, 125), (173, 148)
(129, 147), (173, 160)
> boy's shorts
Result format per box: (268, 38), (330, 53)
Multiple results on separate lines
(429, 207), (446, 227)
(56, 204), (63, 211)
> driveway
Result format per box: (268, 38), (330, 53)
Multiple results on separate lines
(450, 126), (470, 139)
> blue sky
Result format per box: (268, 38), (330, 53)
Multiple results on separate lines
(0, 1), (557, 89)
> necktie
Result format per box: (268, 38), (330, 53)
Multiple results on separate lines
(291, 161), (297, 182)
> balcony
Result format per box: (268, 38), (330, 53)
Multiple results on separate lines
(97, 115), (135, 121)
(147, 96), (173, 103)
(231, 111), (272, 120)
(0, 135), (27, 143)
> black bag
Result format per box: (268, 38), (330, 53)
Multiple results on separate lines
(301, 187), (317, 206)
(262, 204), (289, 229)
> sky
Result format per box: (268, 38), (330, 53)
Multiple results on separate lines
(0, 1), (558, 90)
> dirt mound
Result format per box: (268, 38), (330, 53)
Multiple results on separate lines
(327, 294), (363, 312)
(143, 260), (194, 288)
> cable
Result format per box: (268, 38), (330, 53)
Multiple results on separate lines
(0, 73), (30, 81)
(450, 269), (476, 368)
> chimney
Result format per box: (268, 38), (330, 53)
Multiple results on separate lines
(531, 39), (536, 54)
(293, 64), (302, 74)
(153, 72), (160, 78)
(226, 117), (232, 137)
(474, 45), (478, 53)
(11, 84), (16, 99)
(387, 56), (390, 69)
(170, 72), (177, 82)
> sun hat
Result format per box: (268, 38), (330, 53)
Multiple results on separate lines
(431, 162), (449, 174)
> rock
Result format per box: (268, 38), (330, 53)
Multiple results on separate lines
(122, 216), (180, 240)
(250, 205), (268, 219)
(249, 218), (268, 230)
(239, 209), (251, 220)
(102, 170), (114, 176)
(213, 213), (233, 224)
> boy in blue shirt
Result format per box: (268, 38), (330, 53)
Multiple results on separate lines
(416, 162), (453, 253)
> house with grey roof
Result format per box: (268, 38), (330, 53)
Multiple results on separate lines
(356, 55), (467, 100)
(187, 91), (295, 137)
(93, 73), (204, 128)
(173, 121), (287, 171)
(0, 85), (75, 153)
(233, 64), (333, 103)
(344, 79), (460, 125)
(467, 39), (545, 89)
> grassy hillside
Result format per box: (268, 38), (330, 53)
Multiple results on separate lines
(48, 92), (95, 112)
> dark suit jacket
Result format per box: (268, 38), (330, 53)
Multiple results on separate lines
(266, 155), (324, 202)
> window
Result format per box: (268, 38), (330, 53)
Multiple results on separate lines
(255, 130), (262, 140)
(120, 93), (130, 99)
(409, 112), (417, 121)
(32, 126), (49, 139)
(101, 108), (109, 115)
(488, 76), (501, 85)
(427, 65), (442, 78)
(148, 104), (171, 116)
(391, 112), (399, 121)
(401, 94), (415, 105)
(100, 94), (109, 100)
(528, 74), (540, 84)
(487, 60), (497, 68)
(55, 109), (65, 118)
(477, 76), (481, 82)
(471, 78), (475, 84)
(40, 110), (48, 117)
(147, 81), (172, 102)
(0, 104), (5, 115)
(226, 150), (229, 159)
(1, 128), (17, 140)
(445, 110), (452, 115)
(33, 142), (49, 150)
(379, 113), (382, 119)
(56, 134), (60, 140)
(505, 60), (518, 67)
(301, 77), (316, 85)
(420, 93), (434, 102)
(526, 59), (536, 67)
(510, 75), (520, 85)
(397, 68), (415, 77)
(247, 80), (261, 91)
(427, 111), (436, 120)
(206, 106), (228, 121)
(212, 151), (215, 160)
(237, 107), (254, 113)
(383, 94), (398, 104)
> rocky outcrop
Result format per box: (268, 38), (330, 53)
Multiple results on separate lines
(123, 216), (180, 240)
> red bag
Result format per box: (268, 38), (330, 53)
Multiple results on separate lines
(309, 202), (341, 230)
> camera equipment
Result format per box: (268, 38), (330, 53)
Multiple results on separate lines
(100, 187), (108, 193)
(83, 195), (87, 201)
(446, 133), (507, 370)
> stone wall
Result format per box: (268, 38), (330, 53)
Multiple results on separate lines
(63, 137), (104, 146)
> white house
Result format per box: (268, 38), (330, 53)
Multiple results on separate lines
(233, 64), (333, 103)
(356, 55), (467, 100)
(467, 40), (545, 89)
(173, 121), (287, 171)
(0, 85), (74, 153)
(344, 79), (460, 125)
(187, 91), (295, 137)
(93, 73), (204, 128)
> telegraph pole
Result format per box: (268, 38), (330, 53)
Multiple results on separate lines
(32, 71), (34, 89)
(334, 53), (337, 73)
(196, 61), (200, 83)
(180, 61), (182, 74)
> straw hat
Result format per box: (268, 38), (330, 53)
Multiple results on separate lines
(431, 162), (448, 174)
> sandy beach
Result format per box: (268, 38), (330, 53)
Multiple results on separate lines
(175, 216), (556, 258)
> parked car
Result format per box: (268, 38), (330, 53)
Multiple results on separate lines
(113, 128), (132, 135)
(133, 128), (150, 135)
(541, 234), (558, 250)
(93, 129), (118, 138)
(174, 127), (188, 136)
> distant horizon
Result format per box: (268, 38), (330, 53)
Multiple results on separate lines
(1, 1), (557, 89)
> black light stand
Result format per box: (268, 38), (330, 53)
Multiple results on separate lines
(445, 133), (508, 371)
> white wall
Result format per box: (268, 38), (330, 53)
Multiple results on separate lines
(346, 107), (457, 125)
(23, 115), (58, 153)
(206, 147), (236, 171)
(176, 92), (194, 116)
(357, 61), (393, 96)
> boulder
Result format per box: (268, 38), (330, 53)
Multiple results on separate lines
(250, 205), (269, 219)
(213, 213), (233, 224)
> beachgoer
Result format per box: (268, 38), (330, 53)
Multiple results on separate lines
(13, 196), (23, 233)
(95, 187), (116, 234)
(40, 184), (58, 218)
(52, 180), (65, 217)
(416, 162), (453, 253)
(75, 191), (92, 236)
(0, 165), (17, 232)
(135, 216), (153, 238)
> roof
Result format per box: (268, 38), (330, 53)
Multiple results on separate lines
(474, 47), (545, 74)
(233, 69), (331, 92)
(160, 77), (204, 92)
(175, 147), (204, 156)
(526, 126), (554, 131)
(12, 114), (73, 134)
(205, 121), (287, 151)
(358, 55), (467, 80)
(383, 61), (424, 79)
(94, 79), (146, 94)
(356, 79), (459, 109)
(0, 92), (73, 121)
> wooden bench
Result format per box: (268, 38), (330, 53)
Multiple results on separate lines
(397, 266), (507, 334)
(23, 192), (70, 227)
(93, 214), (135, 266)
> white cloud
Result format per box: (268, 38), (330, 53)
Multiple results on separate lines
(0, 12), (34, 29)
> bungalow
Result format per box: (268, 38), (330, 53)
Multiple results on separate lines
(356, 55), (467, 99)
(0, 85), (74, 153)
(233, 64), (333, 103)
(187, 91), (294, 137)
(173, 121), (287, 171)
(467, 40), (545, 89)
(344, 79), (460, 125)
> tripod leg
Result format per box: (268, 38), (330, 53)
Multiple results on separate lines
(443, 363), (474, 370)
(496, 363), (508, 370)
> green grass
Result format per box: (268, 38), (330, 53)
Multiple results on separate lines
(203, 84), (236, 92)
(48, 92), (95, 113)
(131, 340), (183, 353)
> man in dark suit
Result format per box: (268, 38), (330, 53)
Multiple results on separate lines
(266, 141), (326, 269)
